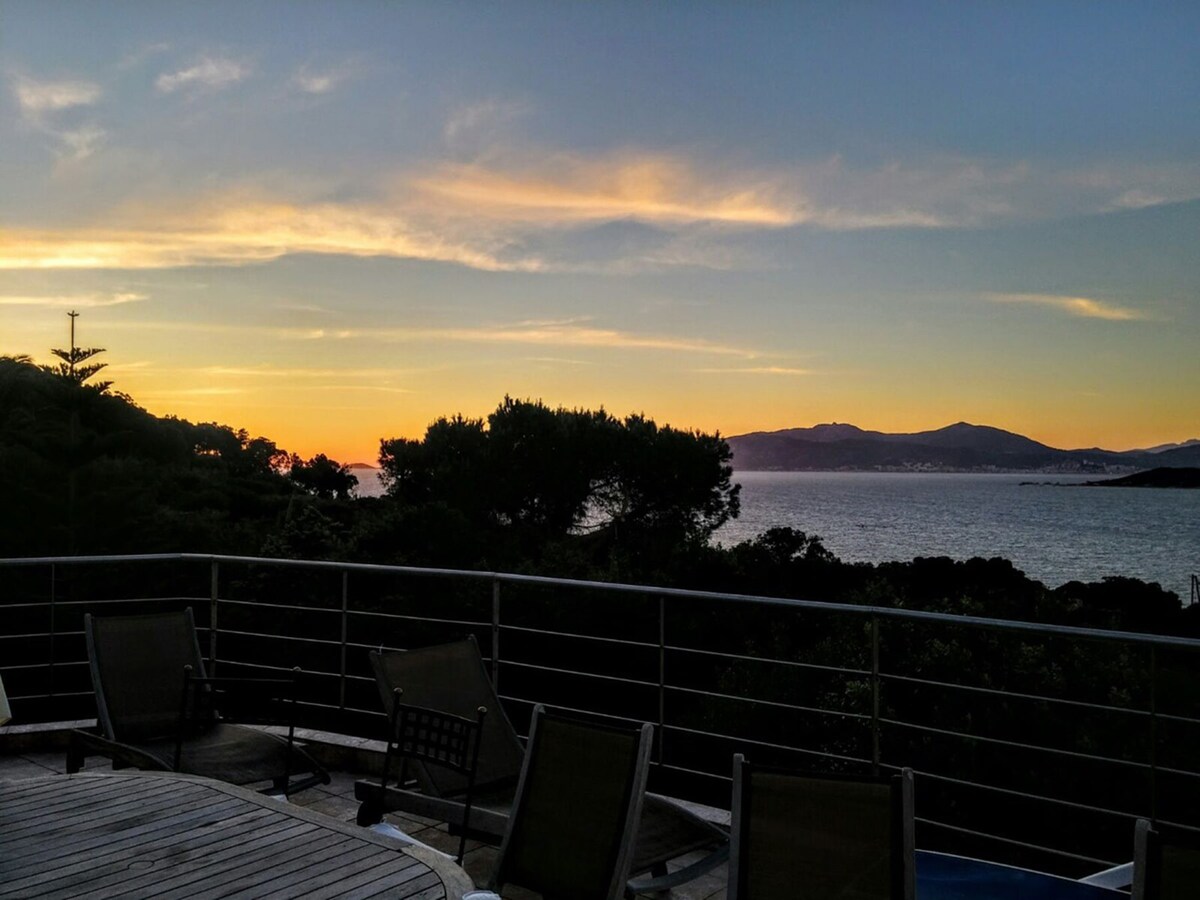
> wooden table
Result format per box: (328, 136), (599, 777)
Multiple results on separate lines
(0, 772), (473, 899)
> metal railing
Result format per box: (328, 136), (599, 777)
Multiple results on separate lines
(3, 552), (1199, 877)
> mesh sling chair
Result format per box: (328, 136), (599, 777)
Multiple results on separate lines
(353, 636), (730, 892)
(67, 608), (329, 795)
(728, 754), (916, 900)
(1132, 818), (1200, 900)
(465, 704), (653, 900)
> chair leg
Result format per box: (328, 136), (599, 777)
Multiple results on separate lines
(357, 797), (384, 827)
(65, 735), (85, 774)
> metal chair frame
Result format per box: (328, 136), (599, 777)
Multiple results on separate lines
(378, 687), (487, 863)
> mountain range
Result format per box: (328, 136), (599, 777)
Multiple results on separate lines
(725, 422), (1200, 473)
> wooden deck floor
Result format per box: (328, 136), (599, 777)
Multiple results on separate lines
(0, 749), (728, 900)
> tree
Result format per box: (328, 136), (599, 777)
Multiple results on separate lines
(377, 398), (741, 569)
(288, 453), (359, 500)
(47, 311), (111, 391)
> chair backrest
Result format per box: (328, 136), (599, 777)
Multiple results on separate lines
(388, 699), (486, 777)
(384, 694), (488, 864)
(1133, 818), (1200, 900)
(491, 705), (652, 900)
(727, 754), (915, 900)
(369, 636), (525, 796)
(85, 608), (208, 742)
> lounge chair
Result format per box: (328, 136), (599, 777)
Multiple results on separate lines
(67, 608), (329, 795)
(727, 753), (915, 900)
(353, 636), (730, 892)
(464, 704), (652, 900)
(1132, 817), (1200, 900)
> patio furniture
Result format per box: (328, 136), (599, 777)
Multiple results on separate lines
(1132, 817), (1200, 900)
(466, 704), (652, 900)
(727, 753), (916, 900)
(375, 687), (487, 863)
(67, 608), (329, 795)
(353, 636), (730, 893)
(0, 771), (472, 898)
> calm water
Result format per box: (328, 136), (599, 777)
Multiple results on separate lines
(354, 468), (1198, 597)
(717, 472), (1198, 597)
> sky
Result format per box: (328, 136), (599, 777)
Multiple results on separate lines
(2, 2), (1198, 463)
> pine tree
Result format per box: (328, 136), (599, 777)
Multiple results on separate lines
(48, 311), (112, 391)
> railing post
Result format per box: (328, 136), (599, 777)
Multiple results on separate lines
(1149, 645), (1159, 826)
(48, 563), (57, 699)
(491, 577), (501, 693)
(871, 615), (881, 774)
(658, 595), (666, 765)
(339, 569), (349, 711)
(209, 560), (219, 676)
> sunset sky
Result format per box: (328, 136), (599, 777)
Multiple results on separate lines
(2, 3), (1198, 462)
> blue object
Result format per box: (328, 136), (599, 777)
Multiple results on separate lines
(917, 851), (1124, 899)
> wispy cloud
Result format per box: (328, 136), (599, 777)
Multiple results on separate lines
(416, 151), (1200, 233)
(6, 148), (1198, 277)
(694, 366), (812, 375)
(138, 387), (246, 397)
(986, 292), (1151, 321)
(415, 155), (801, 227)
(156, 57), (249, 93)
(56, 125), (107, 161)
(273, 301), (333, 314)
(10, 75), (106, 160)
(443, 100), (531, 145)
(0, 291), (146, 308)
(13, 76), (101, 114)
(0, 197), (540, 272)
(291, 61), (359, 95)
(201, 365), (408, 379)
(293, 72), (338, 95)
(274, 319), (758, 357)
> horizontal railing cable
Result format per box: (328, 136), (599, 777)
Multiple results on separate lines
(665, 643), (872, 677)
(880, 671), (1151, 719)
(880, 717), (1154, 771)
(666, 683), (872, 722)
(663, 722), (873, 768)
(916, 818), (1118, 869)
(911, 769), (1147, 821)
(496, 623), (660, 651)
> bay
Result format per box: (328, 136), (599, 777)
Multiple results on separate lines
(716, 472), (1199, 598)
(354, 466), (1197, 598)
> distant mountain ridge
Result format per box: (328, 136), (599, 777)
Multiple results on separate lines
(726, 422), (1200, 473)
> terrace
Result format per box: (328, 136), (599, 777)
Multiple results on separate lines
(3, 552), (1200, 897)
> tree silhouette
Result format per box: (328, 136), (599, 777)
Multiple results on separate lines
(48, 310), (111, 391)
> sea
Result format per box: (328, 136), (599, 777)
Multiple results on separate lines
(351, 468), (1198, 598)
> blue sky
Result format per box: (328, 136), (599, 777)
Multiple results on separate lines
(2, 2), (1197, 460)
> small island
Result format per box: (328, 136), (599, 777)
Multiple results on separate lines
(1084, 467), (1200, 489)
